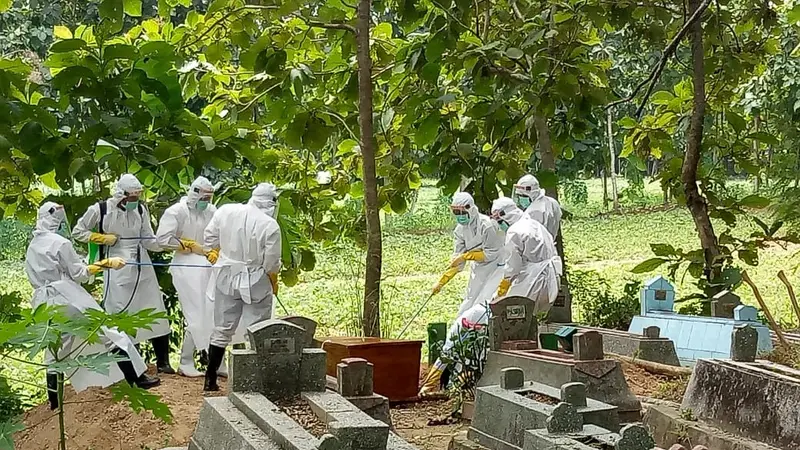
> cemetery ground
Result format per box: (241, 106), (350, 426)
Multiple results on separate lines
(4, 177), (800, 448)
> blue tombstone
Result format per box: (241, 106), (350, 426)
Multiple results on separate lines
(640, 275), (675, 315)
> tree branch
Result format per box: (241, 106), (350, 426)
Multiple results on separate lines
(180, 5), (279, 49)
(604, 0), (713, 117)
(296, 15), (356, 33)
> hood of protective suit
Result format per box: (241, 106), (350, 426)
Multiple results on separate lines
(248, 183), (278, 218)
(515, 174), (544, 202)
(187, 176), (215, 208)
(491, 197), (524, 226)
(35, 201), (66, 235)
(111, 174), (143, 208)
(452, 192), (478, 225)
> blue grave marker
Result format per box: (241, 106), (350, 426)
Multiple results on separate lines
(640, 275), (675, 315)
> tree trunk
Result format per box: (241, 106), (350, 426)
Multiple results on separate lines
(602, 168), (608, 210)
(607, 108), (620, 211)
(753, 113), (760, 192)
(356, 0), (382, 337)
(682, 0), (721, 283)
(533, 113), (565, 268)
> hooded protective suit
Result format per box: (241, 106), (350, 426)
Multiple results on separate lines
(447, 192), (505, 317)
(204, 183), (282, 348)
(156, 177), (216, 376)
(491, 197), (562, 314)
(25, 202), (147, 392)
(513, 174), (562, 239)
(73, 174), (169, 343)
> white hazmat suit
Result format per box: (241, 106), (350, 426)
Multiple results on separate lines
(156, 176), (216, 377)
(513, 174), (562, 239)
(202, 183), (282, 391)
(25, 202), (156, 408)
(491, 197), (562, 315)
(436, 192), (505, 318)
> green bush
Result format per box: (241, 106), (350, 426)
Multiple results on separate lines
(0, 291), (25, 421)
(0, 219), (31, 262)
(563, 179), (589, 205)
(571, 269), (641, 330)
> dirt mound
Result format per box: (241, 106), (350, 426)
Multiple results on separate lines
(15, 369), (227, 450)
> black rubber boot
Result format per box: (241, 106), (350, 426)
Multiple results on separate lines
(204, 345), (225, 392)
(113, 348), (161, 389)
(151, 335), (175, 374)
(46, 373), (59, 411)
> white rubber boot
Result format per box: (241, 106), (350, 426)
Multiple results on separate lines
(177, 331), (203, 378)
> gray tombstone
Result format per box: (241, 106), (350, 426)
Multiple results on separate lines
(489, 296), (537, 351)
(280, 315), (318, 348)
(337, 358), (374, 397)
(642, 326), (660, 339)
(615, 424), (655, 450)
(730, 324), (758, 362)
(573, 330), (604, 361)
(560, 382), (587, 407)
(500, 367), (524, 390)
(230, 319), (324, 400)
(546, 403), (583, 434)
(711, 291), (742, 319)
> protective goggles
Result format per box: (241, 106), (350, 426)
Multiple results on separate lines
(194, 187), (214, 201)
(450, 204), (471, 216)
(123, 189), (143, 202)
(491, 210), (510, 226)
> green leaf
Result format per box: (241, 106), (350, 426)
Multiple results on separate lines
(631, 257), (668, 274)
(50, 39), (87, 53)
(726, 112), (746, 134)
(618, 117), (637, 129)
(0, 0), (10, 13)
(99, 0), (124, 34)
(554, 11), (574, 23)
(104, 44), (138, 61)
(650, 91), (674, 105)
(123, 0), (142, 16)
(420, 62), (440, 84)
(789, 5), (800, 24)
(415, 112), (440, 147)
(506, 47), (524, 59)
(373, 22), (393, 40)
(48, 353), (126, 375)
(109, 383), (173, 424)
(746, 131), (779, 146)
(650, 243), (676, 257)
(738, 195), (770, 209)
(389, 194), (408, 214)
(0, 421), (24, 450)
(54, 26), (73, 40)
(206, 0), (228, 15)
(738, 249), (758, 266)
(199, 136), (215, 151)
(425, 32), (446, 62)
(337, 139), (359, 156)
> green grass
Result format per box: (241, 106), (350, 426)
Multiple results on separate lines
(4, 177), (800, 407)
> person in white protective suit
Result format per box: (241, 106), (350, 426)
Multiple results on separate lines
(491, 197), (562, 315)
(431, 192), (505, 318)
(418, 302), (491, 397)
(512, 174), (562, 239)
(155, 176), (218, 378)
(202, 183), (282, 391)
(26, 202), (160, 411)
(73, 174), (174, 374)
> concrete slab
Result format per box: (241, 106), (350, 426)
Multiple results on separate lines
(229, 392), (320, 450)
(190, 397), (281, 450)
(681, 359), (800, 449)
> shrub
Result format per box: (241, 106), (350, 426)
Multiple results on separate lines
(563, 179), (589, 205)
(0, 219), (31, 262)
(571, 269), (641, 330)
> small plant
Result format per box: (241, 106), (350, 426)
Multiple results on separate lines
(571, 270), (641, 330)
(439, 311), (490, 413)
(679, 407), (697, 422)
(563, 179), (589, 206)
(655, 376), (690, 403)
(0, 304), (173, 450)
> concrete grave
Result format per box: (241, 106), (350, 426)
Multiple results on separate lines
(628, 277), (772, 365)
(481, 297), (641, 422)
(730, 325), (758, 362)
(540, 324), (681, 367)
(334, 358), (391, 426)
(187, 317), (418, 450)
(711, 291), (742, 319)
(681, 358), (800, 449)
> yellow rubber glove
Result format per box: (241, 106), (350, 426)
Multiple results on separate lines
(269, 273), (279, 295)
(206, 248), (219, 264)
(449, 250), (486, 268)
(497, 278), (512, 297)
(178, 238), (204, 255)
(432, 266), (460, 294)
(88, 257), (127, 274)
(89, 232), (118, 246)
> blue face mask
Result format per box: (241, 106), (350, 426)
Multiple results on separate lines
(517, 196), (532, 209)
(499, 221), (510, 232)
(196, 200), (209, 211)
(125, 200), (139, 211)
(455, 214), (470, 225)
